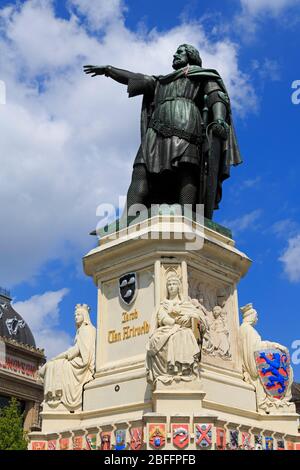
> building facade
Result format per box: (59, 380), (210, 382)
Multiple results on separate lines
(0, 288), (45, 431)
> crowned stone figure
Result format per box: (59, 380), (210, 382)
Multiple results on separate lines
(146, 272), (207, 385)
(239, 303), (295, 414)
(39, 304), (96, 411)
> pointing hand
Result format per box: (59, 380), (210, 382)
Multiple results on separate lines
(83, 65), (109, 77)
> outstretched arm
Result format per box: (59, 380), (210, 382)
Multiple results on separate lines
(83, 65), (137, 85)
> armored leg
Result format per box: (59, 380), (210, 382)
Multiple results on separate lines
(178, 164), (198, 210)
(126, 164), (149, 209)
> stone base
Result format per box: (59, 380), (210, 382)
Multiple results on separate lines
(29, 409), (300, 450)
(33, 215), (300, 449)
(153, 379), (206, 414)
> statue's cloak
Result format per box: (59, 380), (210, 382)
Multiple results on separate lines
(128, 65), (242, 209)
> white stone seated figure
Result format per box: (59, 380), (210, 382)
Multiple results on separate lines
(239, 303), (294, 414)
(39, 304), (96, 411)
(146, 272), (207, 385)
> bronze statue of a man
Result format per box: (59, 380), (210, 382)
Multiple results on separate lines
(84, 44), (241, 219)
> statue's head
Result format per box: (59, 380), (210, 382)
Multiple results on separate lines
(213, 305), (222, 319)
(166, 271), (181, 298)
(240, 303), (258, 325)
(172, 44), (202, 70)
(74, 303), (91, 328)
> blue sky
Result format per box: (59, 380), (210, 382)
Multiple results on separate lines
(0, 0), (300, 379)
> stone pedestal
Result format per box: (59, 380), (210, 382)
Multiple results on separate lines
(81, 215), (250, 419)
(34, 214), (300, 448)
(153, 380), (206, 415)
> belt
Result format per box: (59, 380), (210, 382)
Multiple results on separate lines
(156, 96), (195, 106)
(149, 118), (202, 146)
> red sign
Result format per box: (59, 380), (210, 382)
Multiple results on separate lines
(0, 353), (36, 378)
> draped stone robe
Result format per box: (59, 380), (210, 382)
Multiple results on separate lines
(39, 322), (96, 410)
(146, 298), (206, 384)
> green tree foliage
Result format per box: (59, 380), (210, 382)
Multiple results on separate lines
(0, 398), (28, 450)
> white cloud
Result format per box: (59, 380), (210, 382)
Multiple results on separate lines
(271, 218), (299, 238)
(240, 0), (300, 16)
(13, 288), (72, 358)
(68, 0), (126, 30)
(221, 209), (262, 234)
(280, 234), (300, 282)
(236, 0), (300, 37)
(0, 0), (257, 287)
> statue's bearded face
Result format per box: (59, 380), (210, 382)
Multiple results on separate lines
(172, 46), (189, 70)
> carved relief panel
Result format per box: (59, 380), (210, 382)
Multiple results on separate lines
(188, 268), (238, 368)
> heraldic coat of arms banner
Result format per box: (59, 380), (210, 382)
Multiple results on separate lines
(254, 348), (291, 399)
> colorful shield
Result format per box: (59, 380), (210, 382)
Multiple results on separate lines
(172, 424), (190, 449)
(242, 432), (252, 450)
(255, 349), (291, 399)
(47, 440), (57, 451)
(73, 436), (83, 450)
(254, 434), (263, 450)
(86, 434), (97, 450)
(229, 430), (239, 450)
(149, 424), (166, 449)
(32, 441), (46, 450)
(195, 424), (212, 449)
(216, 428), (226, 450)
(265, 437), (274, 450)
(130, 427), (143, 451)
(115, 430), (126, 450)
(59, 438), (69, 450)
(119, 273), (137, 305)
(100, 432), (111, 450)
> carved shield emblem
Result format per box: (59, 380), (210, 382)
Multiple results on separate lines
(73, 436), (83, 450)
(265, 437), (274, 450)
(32, 441), (46, 450)
(6, 317), (25, 336)
(59, 438), (69, 450)
(277, 440), (285, 451)
(115, 429), (126, 450)
(130, 427), (143, 450)
(255, 349), (291, 399)
(86, 434), (97, 450)
(149, 424), (166, 449)
(242, 432), (252, 450)
(47, 440), (57, 450)
(195, 424), (212, 449)
(172, 424), (190, 449)
(119, 273), (137, 305)
(254, 434), (263, 450)
(100, 432), (111, 450)
(229, 430), (239, 450)
(216, 428), (226, 450)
